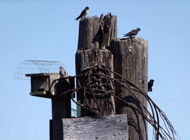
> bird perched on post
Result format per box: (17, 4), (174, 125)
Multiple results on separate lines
(124, 28), (141, 38)
(59, 66), (67, 78)
(148, 79), (154, 92)
(75, 6), (89, 21)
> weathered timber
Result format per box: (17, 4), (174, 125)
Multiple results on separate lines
(50, 114), (128, 140)
(76, 49), (115, 116)
(76, 15), (117, 116)
(110, 37), (148, 140)
(76, 49), (113, 72)
(77, 15), (117, 50)
(51, 98), (71, 119)
(52, 77), (75, 119)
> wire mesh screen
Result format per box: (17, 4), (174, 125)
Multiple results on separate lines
(14, 60), (67, 80)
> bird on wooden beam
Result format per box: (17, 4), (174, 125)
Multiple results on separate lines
(148, 79), (154, 92)
(59, 66), (67, 78)
(124, 28), (141, 38)
(75, 6), (89, 21)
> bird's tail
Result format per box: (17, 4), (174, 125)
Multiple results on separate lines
(75, 17), (79, 21)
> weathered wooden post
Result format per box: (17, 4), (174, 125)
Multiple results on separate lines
(26, 73), (75, 140)
(68, 15), (128, 140)
(110, 38), (148, 140)
(26, 14), (149, 140)
(75, 15), (117, 116)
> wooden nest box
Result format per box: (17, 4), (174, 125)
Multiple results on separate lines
(26, 73), (74, 98)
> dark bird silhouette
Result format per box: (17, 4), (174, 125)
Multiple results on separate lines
(75, 6), (89, 21)
(124, 28), (141, 38)
(99, 13), (104, 23)
(59, 66), (67, 78)
(148, 79), (154, 92)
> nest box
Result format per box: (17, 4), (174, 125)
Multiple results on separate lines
(26, 73), (74, 98)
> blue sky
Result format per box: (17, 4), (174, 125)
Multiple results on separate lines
(0, 1), (190, 140)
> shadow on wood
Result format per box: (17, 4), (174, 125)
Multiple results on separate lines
(110, 38), (148, 140)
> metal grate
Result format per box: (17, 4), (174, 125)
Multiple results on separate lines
(14, 60), (68, 80)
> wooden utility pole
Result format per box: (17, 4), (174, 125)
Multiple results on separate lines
(76, 15), (117, 116)
(75, 15), (148, 140)
(110, 38), (148, 140)
(27, 14), (148, 140)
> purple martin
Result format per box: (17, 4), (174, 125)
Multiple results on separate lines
(99, 13), (104, 23)
(59, 66), (67, 78)
(75, 6), (89, 21)
(124, 28), (141, 38)
(148, 79), (154, 92)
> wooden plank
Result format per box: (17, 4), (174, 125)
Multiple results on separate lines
(50, 114), (128, 140)
(26, 73), (59, 77)
(110, 37), (148, 140)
